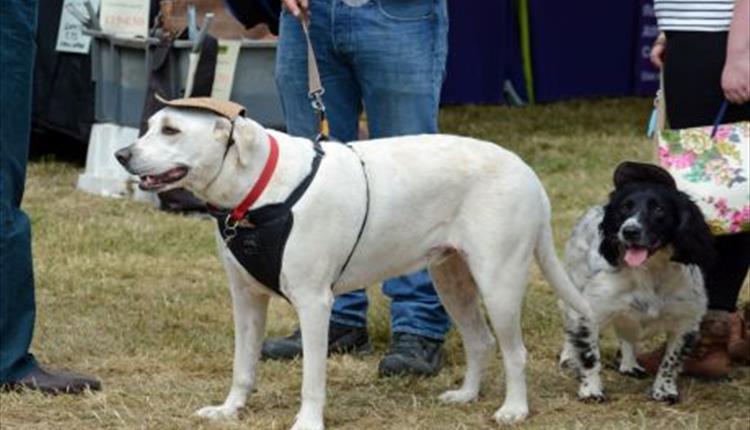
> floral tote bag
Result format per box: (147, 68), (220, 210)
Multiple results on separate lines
(655, 100), (750, 235)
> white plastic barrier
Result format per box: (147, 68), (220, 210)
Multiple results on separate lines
(76, 123), (158, 205)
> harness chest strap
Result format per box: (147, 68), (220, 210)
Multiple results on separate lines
(332, 144), (371, 285)
(210, 138), (325, 297)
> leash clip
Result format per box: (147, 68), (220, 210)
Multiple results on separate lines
(309, 89), (326, 113)
(223, 214), (257, 244)
(223, 214), (239, 244)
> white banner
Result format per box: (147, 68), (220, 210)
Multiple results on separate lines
(56, 0), (100, 54)
(211, 40), (242, 101)
(99, 0), (150, 38)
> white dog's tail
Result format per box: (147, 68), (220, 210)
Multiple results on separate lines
(535, 222), (593, 319)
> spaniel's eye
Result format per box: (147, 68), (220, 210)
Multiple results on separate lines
(162, 125), (180, 136)
(620, 200), (634, 213)
(653, 205), (665, 216)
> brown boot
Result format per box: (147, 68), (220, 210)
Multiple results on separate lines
(728, 305), (750, 365)
(638, 310), (732, 379)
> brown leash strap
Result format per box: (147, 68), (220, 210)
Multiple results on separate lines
(299, 11), (329, 139)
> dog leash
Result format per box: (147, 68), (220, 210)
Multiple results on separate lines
(297, 11), (370, 285)
(299, 12), (329, 141)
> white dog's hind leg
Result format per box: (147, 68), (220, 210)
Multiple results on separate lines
(470, 251), (531, 424)
(289, 287), (333, 430)
(196, 279), (270, 420)
(488, 304), (529, 423)
(430, 253), (495, 404)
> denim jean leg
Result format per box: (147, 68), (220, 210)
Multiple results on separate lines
(347, 0), (450, 340)
(275, 8), (324, 139)
(0, 0), (39, 383)
(275, 0), (368, 329)
(276, 3), (363, 142)
(384, 273), (451, 340)
(328, 291), (368, 328)
(352, 0), (449, 137)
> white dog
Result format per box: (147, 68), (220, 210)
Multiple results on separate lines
(115, 99), (592, 430)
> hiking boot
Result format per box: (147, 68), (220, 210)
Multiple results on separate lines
(728, 305), (750, 365)
(638, 310), (731, 379)
(378, 333), (444, 377)
(261, 321), (372, 360)
(1, 366), (101, 395)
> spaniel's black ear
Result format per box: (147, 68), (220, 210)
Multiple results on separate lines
(613, 161), (677, 190)
(671, 192), (718, 269)
(598, 201), (621, 267)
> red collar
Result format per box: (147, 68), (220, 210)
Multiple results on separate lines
(230, 134), (280, 221)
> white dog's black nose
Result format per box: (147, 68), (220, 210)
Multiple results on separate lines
(621, 225), (641, 241)
(115, 146), (132, 167)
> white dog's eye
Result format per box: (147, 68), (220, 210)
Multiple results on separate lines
(162, 125), (181, 136)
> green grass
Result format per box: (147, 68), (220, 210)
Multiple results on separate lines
(2, 98), (748, 430)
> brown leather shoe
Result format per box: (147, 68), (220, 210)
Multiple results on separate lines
(2, 366), (101, 395)
(638, 310), (731, 379)
(728, 305), (750, 365)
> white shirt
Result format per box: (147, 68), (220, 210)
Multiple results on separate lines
(654, 0), (735, 32)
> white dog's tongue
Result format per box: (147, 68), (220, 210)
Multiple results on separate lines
(624, 248), (649, 267)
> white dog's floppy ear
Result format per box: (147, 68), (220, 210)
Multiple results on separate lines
(231, 119), (259, 167)
(213, 116), (234, 152)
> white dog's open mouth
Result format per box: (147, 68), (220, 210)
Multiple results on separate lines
(138, 166), (189, 191)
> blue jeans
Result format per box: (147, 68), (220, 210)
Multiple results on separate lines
(275, 0), (451, 340)
(0, 0), (39, 383)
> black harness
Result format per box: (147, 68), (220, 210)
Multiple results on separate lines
(154, 97), (369, 300)
(209, 140), (324, 298)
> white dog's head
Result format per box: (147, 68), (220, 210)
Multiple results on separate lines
(115, 107), (258, 193)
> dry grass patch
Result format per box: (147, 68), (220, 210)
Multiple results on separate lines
(2, 98), (748, 429)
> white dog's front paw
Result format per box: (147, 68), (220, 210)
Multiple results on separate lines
(493, 403), (528, 424)
(290, 419), (324, 430)
(195, 404), (240, 420)
(438, 388), (478, 404)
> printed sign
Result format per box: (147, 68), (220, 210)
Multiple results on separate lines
(635, 0), (660, 96)
(211, 40), (242, 101)
(99, 0), (150, 38)
(56, 0), (99, 54)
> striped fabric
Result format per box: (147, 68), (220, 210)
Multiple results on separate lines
(654, 0), (735, 32)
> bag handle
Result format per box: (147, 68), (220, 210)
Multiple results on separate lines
(653, 69), (729, 140)
(710, 100), (729, 139)
(649, 71), (667, 155)
(656, 70), (667, 132)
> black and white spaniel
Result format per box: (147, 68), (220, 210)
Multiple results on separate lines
(559, 161), (717, 403)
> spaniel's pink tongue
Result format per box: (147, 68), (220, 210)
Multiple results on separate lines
(624, 248), (649, 267)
